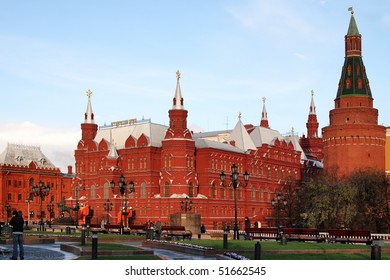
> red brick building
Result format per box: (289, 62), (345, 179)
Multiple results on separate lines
(71, 72), (307, 230)
(0, 144), (73, 224)
(322, 11), (386, 176)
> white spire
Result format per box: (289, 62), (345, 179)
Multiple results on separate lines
(172, 70), (184, 110)
(85, 89), (95, 123)
(107, 129), (119, 159)
(309, 90), (316, 115)
(261, 97), (268, 120)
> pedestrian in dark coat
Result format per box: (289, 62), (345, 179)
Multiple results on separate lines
(9, 210), (24, 260)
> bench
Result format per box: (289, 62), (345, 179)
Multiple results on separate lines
(328, 229), (372, 245)
(282, 228), (326, 242)
(88, 224), (107, 233)
(103, 224), (130, 234)
(162, 226), (192, 240)
(129, 224), (147, 235)
(245, 228), (279, 240)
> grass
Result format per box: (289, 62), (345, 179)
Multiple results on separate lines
(182, 239), (369, 250)
(19, 231), (390, 260)
(178, 239), (390, 260)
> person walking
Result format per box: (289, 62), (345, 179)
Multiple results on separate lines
(154, 220), (162, 240)
(9, 210), (24, 260)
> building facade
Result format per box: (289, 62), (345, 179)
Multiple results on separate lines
(0, 144), (73, 225)
(322, 11), (386, 176)
(71, 72), (308, 230)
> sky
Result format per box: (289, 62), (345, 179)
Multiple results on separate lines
(0, 0), (389, 172)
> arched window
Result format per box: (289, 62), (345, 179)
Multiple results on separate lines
(103, 182), (109, 199)
(164, 182), (169, 197)
(212, 183), (217, 199)
(141, 182), (147, 199)
(90, 185), (96, 199)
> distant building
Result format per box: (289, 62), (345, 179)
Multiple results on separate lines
(322, 11), (386, 176)
(0, 144), (73, 224)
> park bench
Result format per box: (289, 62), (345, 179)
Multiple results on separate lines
(88, 224), (107, 233)
(282, 228), (326, 242)
(245, 228), (279, 240)
(129, 224), (147, 235)
(328, 229), (372, 245)
(103, 224), (130, 234)
(162, 225), (192, 240)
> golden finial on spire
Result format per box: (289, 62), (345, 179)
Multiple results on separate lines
(348, 7), (354, 15)
(86, 89), (92, 98)
(238, 112), (242, 119)
(292, 127), (295, 135)
(176, 70), (181, 81)
(262, 96), (266, 104)
(311, 89), (314, 97)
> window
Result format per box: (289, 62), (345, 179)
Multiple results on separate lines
(188, 182), (194, 198)
(141, 182), (147, 199)
(212, 183), (216, 199)
(164, 182), (169, 197)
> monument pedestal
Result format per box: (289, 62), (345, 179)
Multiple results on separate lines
(170, 213), (201, 235)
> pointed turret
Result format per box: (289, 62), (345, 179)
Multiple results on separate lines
(80, 89), (98, 142)
(164, 70), (191, 139)
(173, 70), (184, 110)
(337, 8), (371, 99)
(306, 90), (319, 138)
(161, 70), (197, 197)
(260, 97), (269, 128)
(85, 89), (95, 124)
(322, 8), (385, 176)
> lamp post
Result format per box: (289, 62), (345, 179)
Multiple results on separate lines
(103, 199), (113, 224)
(220, 163), (249, 240)
(25, 194), (33, 226)
(180, 196), (193, 212)
(31, 180), (50, 231)
(5, 203), (11, 225)
(271, 192), (287, 237)
(110, 175), (135, 234)
(47, 201), (54, 228)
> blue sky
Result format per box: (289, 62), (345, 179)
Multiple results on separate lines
(1, 0), (389, 172)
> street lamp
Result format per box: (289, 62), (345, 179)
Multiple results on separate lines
(47, 201), (54, 228)
(110, 175), (135, 234)
(25, 193), (33, 226)
(31, 180), (50, 231)
(271, 192), (287, 237)
(180, 196), (193, 212)
(220, 163), (249, 240)
(103, 199), (113, 224)
(5, 203), (11, 225)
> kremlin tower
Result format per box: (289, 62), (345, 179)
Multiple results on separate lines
(322, 9), (386, 176)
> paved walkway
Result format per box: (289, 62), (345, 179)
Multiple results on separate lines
(1, 241), (214, 260)
(127, 241), (216, 260)
(0, 243), (77, 260)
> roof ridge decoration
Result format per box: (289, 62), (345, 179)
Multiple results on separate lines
(172, 70), (184, 110)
